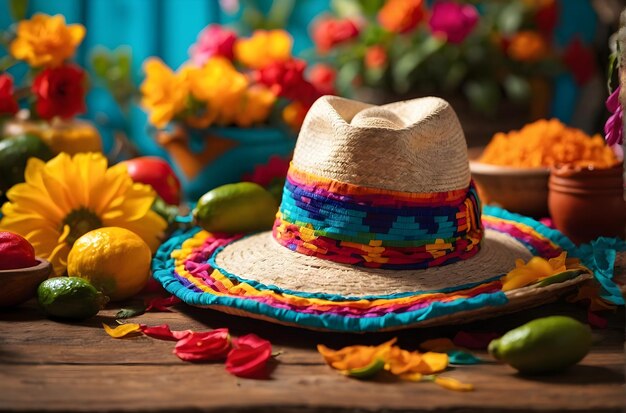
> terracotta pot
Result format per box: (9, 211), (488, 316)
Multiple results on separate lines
(548, 164), (626, 244)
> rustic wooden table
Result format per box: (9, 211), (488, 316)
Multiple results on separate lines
(0, 297), (624, 413)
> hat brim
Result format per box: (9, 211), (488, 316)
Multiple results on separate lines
(152, 206), (590, 333)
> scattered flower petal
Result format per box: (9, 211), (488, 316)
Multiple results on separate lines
(587, 311), (608, 329)
(399, 372), (423, 382)
(145, 295), (182, 312)
(141, 324), (192, 341)
(434, 376), (475, 392)
(103, 323), (143, 338)
(446, 350), (483, 365)
(173, 328), (231, 362)
(317, 338), (396, 371)
(226, 334), (273, 379)
(386, 347), (448, 375)
(453, 331), (500, 350)
(501, 252), (567, 291)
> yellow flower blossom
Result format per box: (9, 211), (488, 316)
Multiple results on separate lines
(282, 101), (307, 131)
(140, 58), (189, 128)
(500, 252), (568, 291)
(185, 58), (248, 124)
(0, 153), (166, 276)
(235, 29), (292, 69)
(10, 13), (85, 67)
(222, 86), (276, 127)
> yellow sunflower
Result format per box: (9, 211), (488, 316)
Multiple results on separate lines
(0, 153), (167, 276)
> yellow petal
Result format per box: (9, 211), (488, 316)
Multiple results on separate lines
(103, 323), (142, 338)
(421, 352), (449, 374)
(434, 376), (474, 392)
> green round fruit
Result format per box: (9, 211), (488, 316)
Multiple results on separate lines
(0, 134), (54, 195)
(37, 277), (109, 320)
(193, 182), (278, 234)
(488, 316), (592, 375)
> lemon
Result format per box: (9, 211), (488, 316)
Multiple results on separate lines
(193, 182), (278, 234)
(67, 227), (152, 301)
(37, 277), (109, 320)
(488, 316), (592, 375)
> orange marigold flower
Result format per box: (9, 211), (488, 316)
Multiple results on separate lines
(10, 13), (85, 68)
(365, 45), (388, 69)
(507, 31), (549, 62)
(282, 101), (308, 131)
(378, 0), (424, 34)
(235, 30), (292, 69)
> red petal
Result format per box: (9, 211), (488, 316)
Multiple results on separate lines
(145, 295), (182, 312)
(173, 329), (231, 362)
(587, 311), (608, 329)
(453, 331), (501, 350)
(141, 324), (192, 341)
(226, 334), (272, 379)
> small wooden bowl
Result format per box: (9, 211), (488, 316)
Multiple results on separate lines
(469, 147), (550, 218)
(0, 258), (52, 307)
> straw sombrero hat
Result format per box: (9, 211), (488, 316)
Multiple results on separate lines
(153, 96), (610, 333)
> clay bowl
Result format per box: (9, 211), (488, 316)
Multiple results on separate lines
(0, 258), (52, 307)
(468, 147), (550, 218)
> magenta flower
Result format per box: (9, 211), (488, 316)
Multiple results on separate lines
(428, 1), (479, 44)
(604, 86), (624, 158)
(189, 25), (237, 66)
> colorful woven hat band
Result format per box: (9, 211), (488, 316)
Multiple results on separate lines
(272, 165), (484, 270)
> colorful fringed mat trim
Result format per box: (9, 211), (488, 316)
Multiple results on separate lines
(150, 206), (616, 333)
(272, 166), (483, 269)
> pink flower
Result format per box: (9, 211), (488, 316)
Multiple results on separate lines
(428, 1), (479, 44)
(605, 86), (624, 159)
(189, 25), (237, 65)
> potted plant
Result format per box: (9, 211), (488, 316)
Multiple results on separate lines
(140, 26), (323, 201)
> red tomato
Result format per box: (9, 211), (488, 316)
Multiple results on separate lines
(123, 157), (181, 205)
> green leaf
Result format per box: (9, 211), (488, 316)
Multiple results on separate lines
(9, 0), (28, 21)
(336, 60), (361, 96)
(358, 0), (386, 17)
(442, 61), (468, 92)
(497, 2), (525, 35)
(392, 37), (445, 93)
(503, 75), (531, 103)
(331, 0), (363, 18)
(536, 270), (586, 287)
(116, 304), (146, 319)
(607, 51), (618, 93)
(463, 79), (501, 116)
(90, 48), (112, 79)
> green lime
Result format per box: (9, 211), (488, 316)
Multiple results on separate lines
(0, 134), (54, 195)
(488, 316), (592, 375)
(193, 182), (278, 234)
(37, 277), (109, 320)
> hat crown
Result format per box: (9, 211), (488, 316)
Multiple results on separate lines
(292, 96), (470, 193)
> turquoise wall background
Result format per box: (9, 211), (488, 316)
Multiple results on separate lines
(0, 0), (598, 158)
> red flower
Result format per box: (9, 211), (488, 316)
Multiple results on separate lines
(32, 64), (86, 119)
(0, 73), (19, 116)
(226, 334), (272, 379)
(254, 59), (322, 107)
(534, 0), (559, 37)
(365, 46), (388, 69)
(309, 64), (336, 96)
(173, 328), (231, 362)
(562, 37), (597, 86)
(242, 155), (291, 187)
(311, 17), (359, 53)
